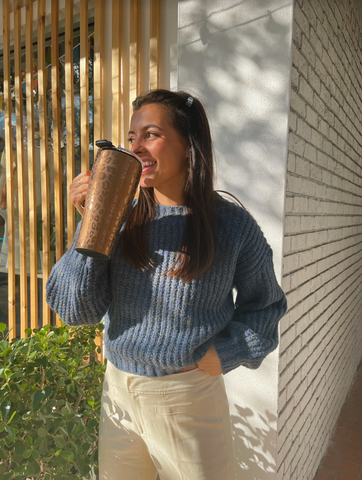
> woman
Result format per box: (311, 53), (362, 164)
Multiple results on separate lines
(46, 89), (287, 480)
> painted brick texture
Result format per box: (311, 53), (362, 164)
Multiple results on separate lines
(278, 1), (362, 479)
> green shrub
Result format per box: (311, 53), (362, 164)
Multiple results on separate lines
(0, 322), (105, 480)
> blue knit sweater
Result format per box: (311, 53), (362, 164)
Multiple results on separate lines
(46, 197), (287, 376)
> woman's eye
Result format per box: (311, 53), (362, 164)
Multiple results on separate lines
(146, 131), (158, 139)
(127, 137), (135, 144)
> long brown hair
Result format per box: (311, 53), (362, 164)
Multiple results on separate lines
(121, 89), (217, 282)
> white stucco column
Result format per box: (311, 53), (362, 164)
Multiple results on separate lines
(178, 1), (293, 478)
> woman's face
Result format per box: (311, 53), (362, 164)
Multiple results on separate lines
(128, 103), (189, 205)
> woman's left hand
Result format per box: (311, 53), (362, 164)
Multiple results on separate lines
(197, 345), (223, 376)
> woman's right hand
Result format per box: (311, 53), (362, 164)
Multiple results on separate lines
(69, 170), (91, 216)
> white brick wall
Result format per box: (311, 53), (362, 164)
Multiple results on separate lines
(278, 0), (362, 479)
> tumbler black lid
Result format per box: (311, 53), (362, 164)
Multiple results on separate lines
(95, 139), (116, 149)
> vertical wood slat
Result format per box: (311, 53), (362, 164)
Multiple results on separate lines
(121, 0), (130, 147)
(3, 0), (16, 340)
(112, 0), (121, 146)
(138, 0), (149, 93)
(150, 0), (160, 90)
(52, 0), (62, 261)
(80, 0), (89, 172)
(14, 0), (27, 335)
(26, 0), (38, 329)
(94, 0), (104, 359)
(52, 0), (63, 326)
(65, 0), (75, 247)
(38, 0), (51, 325)
(129, 0), (140, 122)
(94, 0), (103, 150)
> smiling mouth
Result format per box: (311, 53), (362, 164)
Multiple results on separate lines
(141, 161), (157, 174)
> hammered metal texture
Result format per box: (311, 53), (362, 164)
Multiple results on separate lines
(75, 149), (142, 259)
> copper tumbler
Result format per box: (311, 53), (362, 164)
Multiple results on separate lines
(75, 140), (143, 260)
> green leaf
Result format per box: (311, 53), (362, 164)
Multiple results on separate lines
(72, 423), (85, 437)
(22, 448), (33, 458)
(45, 397), (57, 407)
(0, 322), (6, 333)
(32, 448), (40, 460)
(7, 410), (17, 425)
(33, 437), (42, 448)
(1, 399), (11, 421)
(86, 418), (98, 430)
(0, 446), (8, 460)
(44, 385), (53, 397)
(60, 449), (75, 461)
(25, 328), (32, 335)
(38, 427), (49, 438)
(14, 440), (26, 455)
(1, 473), (13, 480)
(33, 389), (46, 410)
(78, 460), (91, 477)
(22, 463), (37, 476)
(5, 426), (17, 443)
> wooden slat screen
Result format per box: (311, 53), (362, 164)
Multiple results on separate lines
(65, 0), (75, 249)
(94, 0), (103, 152)
(51, 0), (63, 326)
(80, 0), (90, 172)
(112, 0), (122, 146)
(129, 0), (140, 128)
(26, 0), (38, 329)
(38, 0), (51, 326)
(3, 0), (16, 340)
(0, 0), (163, 340)
(150, 0), (160, 90)
(14, 0), (27, 335)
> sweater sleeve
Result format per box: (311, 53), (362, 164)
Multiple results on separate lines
(46, 222), (112, 325)
(213, 215), (287, 374)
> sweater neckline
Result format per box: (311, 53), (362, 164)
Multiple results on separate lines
(154, 203), (189, 217)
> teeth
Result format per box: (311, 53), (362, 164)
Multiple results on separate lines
(143, 161), (156, 167)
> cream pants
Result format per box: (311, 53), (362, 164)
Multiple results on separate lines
(99, 360), (235, 480)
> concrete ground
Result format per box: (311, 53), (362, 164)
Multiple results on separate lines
(313, 362), (362, 480)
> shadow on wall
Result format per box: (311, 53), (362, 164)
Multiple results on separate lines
(178, 0), (292, 226)
(232, 405), (277, 478)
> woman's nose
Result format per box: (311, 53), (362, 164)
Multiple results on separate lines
(130, 137), (144, 154)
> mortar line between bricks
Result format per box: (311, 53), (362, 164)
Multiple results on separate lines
(280, 319), (361, 407)
(283, 222), (362, 235)
(285, 193), (362, 209)
(290, 105), (362, 159)
(281, 292), (361, 383)
(283, 240), (362, 273)
(283, 232), (362, 253)
(279, 336), (361, 445)
(286, 167), (362, 196)
(284, 235), (362, 259)
(282, 279), (362, 336)
(283, 243), (362, 279)
(285, 213), (362, 218)
(280, 280), (362, 349)
(290, 64), (362, 146)
(292, 34), (362, 124)
(287, 155), (362, 193)
(281, 272), (362, 324)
